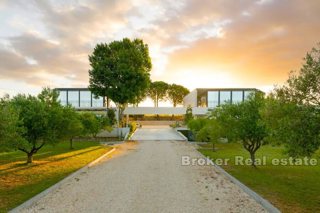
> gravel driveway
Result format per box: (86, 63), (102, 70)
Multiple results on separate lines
(17, 127), (266, 213)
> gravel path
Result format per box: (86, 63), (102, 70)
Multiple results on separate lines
(131, 125), (186, 141)
(18, 129), (266, 213)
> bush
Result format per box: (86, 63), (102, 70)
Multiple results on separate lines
(128, 121), (138, 133)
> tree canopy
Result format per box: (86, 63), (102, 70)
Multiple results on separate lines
(7, 92), (65, 163)
(262, 96), (320, 158)
(167, 84), (189, 107)
(88, 38), (152, 108)
(211, 92), (267, 166)
(148, 81), (169, 107)
(276, 43), (320, 105)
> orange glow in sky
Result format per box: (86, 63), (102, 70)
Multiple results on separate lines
(0, 0), (320, 96)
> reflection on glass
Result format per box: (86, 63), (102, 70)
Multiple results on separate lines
(68, 91), (79, 107)
(232, 91), (243, 104)
(208, 91), (219, 108)
(244, 90), (254, 100)
(80, 91), (91, 108)
(92, 95), (104, 107)
(220, 91), (231, 104)
(58, 90), (67, 106)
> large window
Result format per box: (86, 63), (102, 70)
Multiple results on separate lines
(220, 91), (231, 104)
(207, 91), (219, 108)
(68, 91), (79, 107)
(232, 91), (243, 104)
(92, 95), (104, 107)
(80, 91), (91, 108)
(58, 90), (67, 106)
(244, 90), (254, 100)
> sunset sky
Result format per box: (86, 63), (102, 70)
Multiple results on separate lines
(1, 0), (320, 97)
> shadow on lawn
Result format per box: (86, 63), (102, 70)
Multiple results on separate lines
(0, 147), (104, 176)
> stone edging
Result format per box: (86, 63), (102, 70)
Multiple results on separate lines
(174, 130), (188, 141)
(197, 150), (281, 213)
(9, 147), (116, 213)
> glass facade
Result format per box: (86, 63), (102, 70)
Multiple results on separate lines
(80, 91), (91, 108)
(204, 89), (256, 108)
(92, 96), (104, 107)
(232, 91), (243, 103)
(57, 89), (105, 108)
(208, 91), (219, 108)
(68, 91), (79, 108)
(244, 90), (253, 100)
(220, 91), (231, 104)
(58, 90), (67, 106)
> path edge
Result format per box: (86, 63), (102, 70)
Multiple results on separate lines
(197, 150), (281, 213)
(9, 147), (116, 213)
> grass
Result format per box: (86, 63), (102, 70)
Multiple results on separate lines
(0, 141), (112, 212)
(198, 143), (320, 213)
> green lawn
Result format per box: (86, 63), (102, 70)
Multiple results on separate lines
(199, 143), (320, 213)
(0, 141), (112, 212)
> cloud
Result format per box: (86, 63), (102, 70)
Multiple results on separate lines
(0, 0), (320, 96)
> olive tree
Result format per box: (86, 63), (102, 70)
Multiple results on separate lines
(263, 95), (320, 158)
(213, 92), (267, 167)
(276, 42), (320, 105)
(0, 98), (21, 151)
(8, 91), (65, 164)
(80, 112), (101, 137)
(267, 43), (320, 157)
(61, 106), (83, 149)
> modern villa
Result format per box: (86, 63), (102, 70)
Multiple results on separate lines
(183, 88), (257, 108)
(56, 87), (258, 116)
(56, 88), (106, 108)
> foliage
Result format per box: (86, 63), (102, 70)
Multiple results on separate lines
(128, 121), (138, 134)
(184, 105), (193, 124)
(148, 81), (169, 107)
(212, 91), (267, 166)
(106, 108), (116, 126)
(276, 43), (320, 105)
(167, 84), (189, 107)
(0, 99), (21, 151)
(7, 90), (65, 163)
(80, 112), (101, 137)
(262, 96), (320, 158)
(60, 106), (83, 149)
(187, 117), (208, 134)
(88, 38), (152, 124)
(169, 121), (182, 128)
(188, 117), (221, 150)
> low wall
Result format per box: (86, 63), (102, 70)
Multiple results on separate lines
(96, 127), (130, 138)
(135, 120), (177, 126)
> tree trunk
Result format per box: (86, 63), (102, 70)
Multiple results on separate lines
(212, 142), (215, 152)
(70, 138), (74, 149)
(250, 152), (256, 167)
(27, 152), (33, 164)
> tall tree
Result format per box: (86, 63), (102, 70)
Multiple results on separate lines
(167, 84), (189, 107)
(88, 38), (152, 125)
(262, 96), (320, 158)
(276, 43), (320, 105)
(148, 81), (169, 107)
(268, 43), (320, 157)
